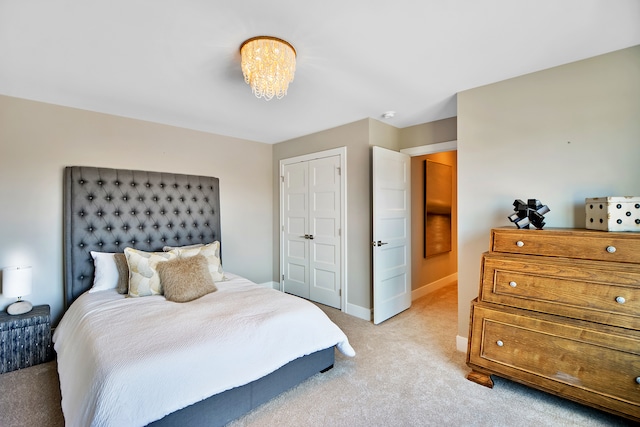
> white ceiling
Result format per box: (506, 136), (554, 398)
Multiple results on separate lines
(1, 1), (639, 144)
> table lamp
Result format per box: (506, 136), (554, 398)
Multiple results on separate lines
(2, 266), (33, 315)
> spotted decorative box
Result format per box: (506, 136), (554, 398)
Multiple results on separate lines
(585, 196), (640, 232)
(0, 305), (53, 374)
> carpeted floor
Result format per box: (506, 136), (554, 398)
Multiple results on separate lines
(0, 283), (635, 426)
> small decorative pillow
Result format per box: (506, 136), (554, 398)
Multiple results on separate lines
(90, 251), (120, 293)
(157, 254), (218, 303)
(169, 241), (225, 282)
(113, 253), (129, 294)
(124, 247), (176, 297)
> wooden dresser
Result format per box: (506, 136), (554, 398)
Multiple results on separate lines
(466, 227), (640, 421)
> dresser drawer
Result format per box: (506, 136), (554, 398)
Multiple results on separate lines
(490, 228), (640, 264)
(467, 303), (640, 420)
(480, 253), (640, 330)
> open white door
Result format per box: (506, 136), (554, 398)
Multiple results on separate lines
(372, 146), (411, 324)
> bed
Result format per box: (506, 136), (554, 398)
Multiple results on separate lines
(54, 166), (354, 427)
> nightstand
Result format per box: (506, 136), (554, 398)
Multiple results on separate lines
(0, 305), (53, 374)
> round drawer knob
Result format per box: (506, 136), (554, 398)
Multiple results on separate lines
(496, 340), (504, 347)
(509, 281), (517, 288)
(615, 296), (626, 304)
(636, 377), (640, 385)
(606, 246), (616, 253)
(516, 241), (524, 247)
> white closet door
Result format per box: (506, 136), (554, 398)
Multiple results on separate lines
(282, 155), (341, 309)
(309, 155), (341, 308)
(282, 161), (310, 299)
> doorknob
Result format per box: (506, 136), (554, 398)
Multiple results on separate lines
(301, 234), (315, 240)
(371, 241), (389, 247)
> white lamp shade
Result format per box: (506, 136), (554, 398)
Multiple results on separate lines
(2, 266), (32, 298)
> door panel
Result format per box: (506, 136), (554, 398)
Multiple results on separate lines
(309, 155), (341, 308)
(283, 162), (310, 299)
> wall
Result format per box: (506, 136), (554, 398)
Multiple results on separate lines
(399, 117), (457, 150)
(457, 45), (640, 340)
(0, 95), (273, 324)
(272, 118), (400, 318)
(400, 118), (458, 296)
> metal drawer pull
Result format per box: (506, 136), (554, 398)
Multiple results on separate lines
(615, 296), (626, 304)
(606, 246), (616, 253)
(516, 241), (524, 247)
(496, 340), (504, 347)
(636, 377), (640, 385)
(509, 281), (517, 288)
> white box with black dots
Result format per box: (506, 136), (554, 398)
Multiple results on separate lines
(585, 196), (640, 232)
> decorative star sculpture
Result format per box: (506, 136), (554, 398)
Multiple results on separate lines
(508, 199), (550, 229)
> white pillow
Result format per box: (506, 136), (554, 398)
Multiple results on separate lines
(89, 251), (119, 293)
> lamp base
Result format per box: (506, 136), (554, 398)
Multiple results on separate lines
(7, 300), (33, 315)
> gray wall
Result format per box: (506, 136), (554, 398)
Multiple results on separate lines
(457, 45), (640, 339)
(0, 95), (273, 324)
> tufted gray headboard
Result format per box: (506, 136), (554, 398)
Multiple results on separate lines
(63, 166), (221, 309)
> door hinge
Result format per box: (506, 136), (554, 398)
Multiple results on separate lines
(281, 176), (285, 183)
(339, 289), (342, 296)
(337, 167), (341, 176)
(282, 274), (285, 281)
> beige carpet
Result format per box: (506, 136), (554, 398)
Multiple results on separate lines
(0, 284), (634, 426)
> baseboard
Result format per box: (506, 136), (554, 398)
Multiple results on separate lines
(270, 282), (370, 321)
(259, 281), (279, 289)
(412, 273), (458, 301)
(345, 302), (371, 321)
(456, 335), (468, 353)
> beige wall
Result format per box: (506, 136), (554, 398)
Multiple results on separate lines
(400, 117), (457, 149)
(0, 95), (273, 324)
(410, 151), (458, 291)
(273, 119), (374, 315)
(457, 45), (640, 340)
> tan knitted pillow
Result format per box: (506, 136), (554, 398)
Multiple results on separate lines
(157, 254), (218, 303)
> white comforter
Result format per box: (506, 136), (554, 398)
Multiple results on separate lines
(53, 273), (355, 427)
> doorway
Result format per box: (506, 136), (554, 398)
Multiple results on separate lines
(402, 142), (458, 300)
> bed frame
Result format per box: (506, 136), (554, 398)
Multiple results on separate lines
(62, 166), (334, 426)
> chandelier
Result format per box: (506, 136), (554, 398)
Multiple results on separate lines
(240, 36), (296, 100)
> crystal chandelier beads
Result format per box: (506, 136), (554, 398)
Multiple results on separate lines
(240, 36), (296, 100)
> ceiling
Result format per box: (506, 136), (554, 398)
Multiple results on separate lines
(1, 1), (639, 144)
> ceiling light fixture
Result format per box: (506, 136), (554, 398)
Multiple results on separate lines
(240, 36), (296, 101)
